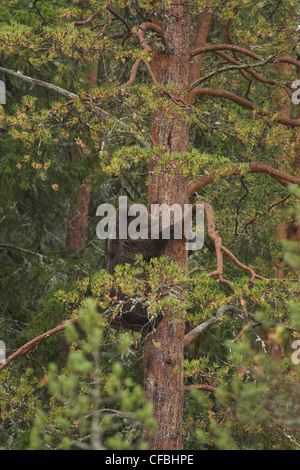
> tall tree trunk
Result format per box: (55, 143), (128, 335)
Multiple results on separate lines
(286, 60), (300, 241)
(143, 3), (191, 450)
(65, 60), (98, 254)
(65, 178), (92, 253)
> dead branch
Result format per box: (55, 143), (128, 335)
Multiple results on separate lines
(220, 245), (267, 284)
(106, 7), (132, 43)
(0, 243), (50, 262)
(187, 162), (300, 197)
(202, 202), (234, 290)
(242, 195), (291, 231)
(32, 0), (52, 27)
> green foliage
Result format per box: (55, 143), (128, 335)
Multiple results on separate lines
(29, 299), (155, 450)
(0, 368), (40, 450)
(0, 0), (299, 451)
(184, 185), (300, 450)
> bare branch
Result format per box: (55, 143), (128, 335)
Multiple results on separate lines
(0, 243), (50, 263)
(0, 67), (150, 147)
(192, 202), (282, 289)
(106, 7), (132, 44)
(215, 51), (279, 87)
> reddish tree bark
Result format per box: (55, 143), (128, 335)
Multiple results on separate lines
(65, 178), (92, 253)
(2, 1), (300, 451)
(65, 32), (98, 254)
(143, 3), (192, 450)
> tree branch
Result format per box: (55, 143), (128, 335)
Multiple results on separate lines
(189, 87), (300, 127)
(0, 317), (78, 372)
(106, 6), (132, 43)
(192, 202), (282, 289)
(120, 58), (158, 89)
(0, 243), (50, 262)
(187, 162), (300, 197)
(137, 22), (168, 53)
(0, 66), (77, 100)
(189, 55), (275, 90)
(184, 304), (243, 347)
(0, 67), (150, 147)
(185, 384), (238, 402)
(191, 44), (300, 68)
(214, 51), (280, 87)
(73, 8), (102, 26)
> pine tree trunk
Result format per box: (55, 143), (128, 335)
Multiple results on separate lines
(65, 178), (92, 253)
(65, 58), (98, 254)
(143, 3), (191, 450)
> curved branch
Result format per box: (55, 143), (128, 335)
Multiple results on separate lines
(191, 44), (300, 68)
(189, 87), (300, 127)
(192, 202), (281, 289)
(187, 162), (300, 197)
(203, 202), (234, 290)
(120, 58), (158, 89)
(106, 7), (132, 44)
(0, 313), (147, 372)
(0, 317), (78, 373)
(137, 22), (168, 53)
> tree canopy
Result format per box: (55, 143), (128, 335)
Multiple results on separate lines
(0, 0), (299, 451)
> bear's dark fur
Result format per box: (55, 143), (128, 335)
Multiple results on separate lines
(106, 201), (178, 329)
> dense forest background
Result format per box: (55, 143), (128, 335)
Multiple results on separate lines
(0, 0), (299, 450)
